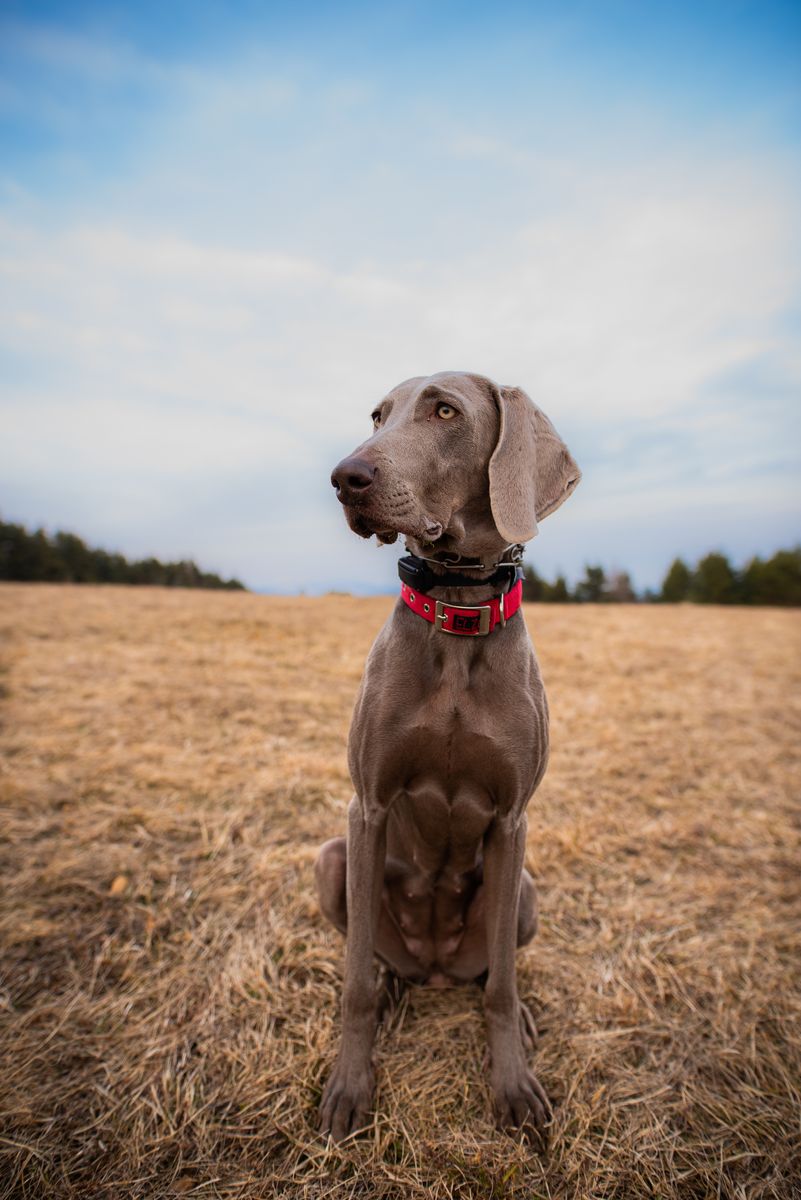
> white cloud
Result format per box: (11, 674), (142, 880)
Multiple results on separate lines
(0, 47), (799, 589)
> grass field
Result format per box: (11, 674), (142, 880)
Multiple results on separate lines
(0, 585), (799, 1199)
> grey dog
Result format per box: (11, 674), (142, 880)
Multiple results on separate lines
(315, 371), (580, 1142)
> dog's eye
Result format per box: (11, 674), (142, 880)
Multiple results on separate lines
(371, 411), (381, 429)
(436, 403), (456, 420)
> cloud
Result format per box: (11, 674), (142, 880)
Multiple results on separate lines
(0, 30), (799, 590)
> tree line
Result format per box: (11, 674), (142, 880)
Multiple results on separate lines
(522, 548), (801, 606)
(0, 518), (245, 590)
(2, 515), (798, 603)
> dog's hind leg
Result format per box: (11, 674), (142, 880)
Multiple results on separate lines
(315, 835), (430, 982)
(376, 967), (409, 1026)
(315, 837), (348, 933)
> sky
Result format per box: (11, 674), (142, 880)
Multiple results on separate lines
(1, 0), (799, 594)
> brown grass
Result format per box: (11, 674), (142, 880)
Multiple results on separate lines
(0, 584), (799, 1199)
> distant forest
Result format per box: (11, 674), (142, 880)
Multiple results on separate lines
(523, 548), (801, 606)
(0, 518), (245, 590)
(2, 516), (799, 604)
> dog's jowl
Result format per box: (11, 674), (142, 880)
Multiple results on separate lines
(315, 371), (580, 1143)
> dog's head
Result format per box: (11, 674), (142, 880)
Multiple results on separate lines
(331, 371), (580, 558)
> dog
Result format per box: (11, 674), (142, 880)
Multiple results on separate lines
(315, 371), (580, 1142)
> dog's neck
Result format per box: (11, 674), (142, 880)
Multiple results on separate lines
(405, 499), (517, 581)
(406, 543), (522, 577)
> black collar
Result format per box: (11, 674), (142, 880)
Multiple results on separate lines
(397, 552), (524, 594)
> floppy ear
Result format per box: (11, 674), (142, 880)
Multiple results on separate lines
(488, 385), (581, 544)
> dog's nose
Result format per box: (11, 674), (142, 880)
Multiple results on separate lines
(331, 457), (376, 503)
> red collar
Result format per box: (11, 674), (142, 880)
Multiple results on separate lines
(400, 578), (523, 636)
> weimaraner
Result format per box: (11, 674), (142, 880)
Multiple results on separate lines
(315, 371), (580, 1143)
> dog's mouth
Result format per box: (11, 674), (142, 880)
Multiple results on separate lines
(343, 505), (443, 546)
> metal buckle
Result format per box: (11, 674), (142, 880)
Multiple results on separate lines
(434, 599), (491, 635)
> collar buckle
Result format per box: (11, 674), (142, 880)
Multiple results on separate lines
(434, 599), (492, 636)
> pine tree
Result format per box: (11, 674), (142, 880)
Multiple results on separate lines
(521, 565), (544, 602)
(574, 565), (606, 603)
(661, 557), (691, 602)
(741, 549), (801, 606)
(545, 575), (570, 603)
(691, 552), (737, 604)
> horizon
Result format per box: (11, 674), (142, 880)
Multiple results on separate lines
(1, 1), (800, 593)
(2, 508), (797, 598)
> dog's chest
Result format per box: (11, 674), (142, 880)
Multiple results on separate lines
(387, 681), (514, 852)
(350, 617), (548, 825)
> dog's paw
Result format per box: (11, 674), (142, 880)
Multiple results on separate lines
(492, 1065), (552, 1148)
(319, 1057), (374, 1142)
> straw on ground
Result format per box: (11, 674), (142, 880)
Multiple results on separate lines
(0, 586), (799, 1199)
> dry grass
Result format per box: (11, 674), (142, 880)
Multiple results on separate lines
(0, 584), (799, 1199)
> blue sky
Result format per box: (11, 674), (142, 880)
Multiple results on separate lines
(1, 1), (799, 592)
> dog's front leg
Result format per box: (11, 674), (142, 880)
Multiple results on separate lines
(319, 794), (386, 1141)
(482, 812), (551, 1143)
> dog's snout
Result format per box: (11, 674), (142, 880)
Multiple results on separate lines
(331, 457), (376, 503)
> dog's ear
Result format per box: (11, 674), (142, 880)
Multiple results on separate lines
(488, 385), (581, 543)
